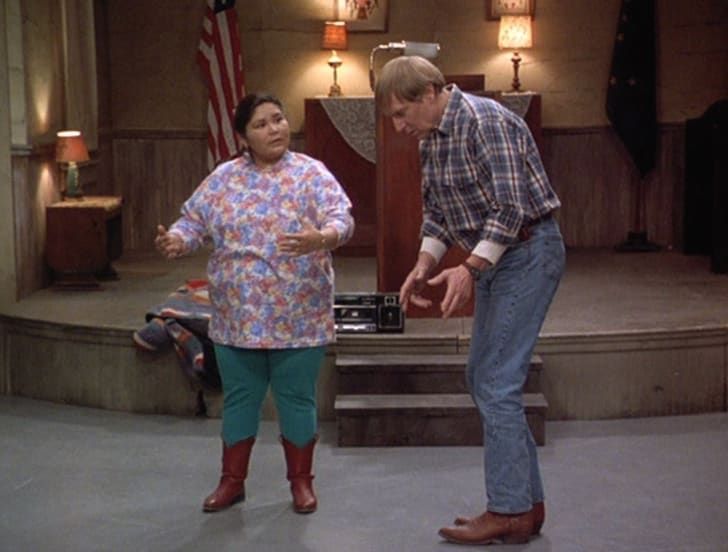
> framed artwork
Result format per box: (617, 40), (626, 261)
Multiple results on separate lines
(486, 0), (536, 20)
(334, 0), (389, 32)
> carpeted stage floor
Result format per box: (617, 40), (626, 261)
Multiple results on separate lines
(4, 247), (728, 338)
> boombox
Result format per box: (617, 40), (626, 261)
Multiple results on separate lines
(334, 292), (405, 333)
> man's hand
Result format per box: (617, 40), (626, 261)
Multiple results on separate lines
(399, 252), (437, 313)
(155, 225), (184, 259)
(426, 264), (474, 319)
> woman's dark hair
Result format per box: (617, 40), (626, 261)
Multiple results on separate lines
(233, 93), (284, 136)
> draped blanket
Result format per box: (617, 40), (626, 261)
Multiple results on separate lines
(133, 279), (221, 391)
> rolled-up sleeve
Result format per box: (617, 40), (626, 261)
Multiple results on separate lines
(313, 162), (355, 245)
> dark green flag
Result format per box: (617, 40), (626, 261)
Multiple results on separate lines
(606, 0), (657, 177)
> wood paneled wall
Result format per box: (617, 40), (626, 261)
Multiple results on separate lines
(109, 130), (305, 254)
(12, 149), (59, 299)
(10, 123), (689, 299)
(111, 130), (208, 252)
(108, 124), (686, 254)
(544, 124), (685, 249)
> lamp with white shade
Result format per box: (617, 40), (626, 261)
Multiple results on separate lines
(498, 15), (533, 92)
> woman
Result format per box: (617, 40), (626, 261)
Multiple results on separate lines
(155, 93), (354, 514)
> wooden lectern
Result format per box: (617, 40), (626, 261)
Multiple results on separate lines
(305, 98), (377, 256)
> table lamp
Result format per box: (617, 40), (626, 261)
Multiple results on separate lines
(321, 21), (348, 97)
(498, 15), (533, 92)
(56, 130), (90, 198)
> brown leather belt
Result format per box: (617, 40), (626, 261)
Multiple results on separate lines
(518, 212), (553, 242)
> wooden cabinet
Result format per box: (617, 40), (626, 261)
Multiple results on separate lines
(376, 92), (543, 318)
(46, 196), (123, 288)
(304, 98), (376, 256)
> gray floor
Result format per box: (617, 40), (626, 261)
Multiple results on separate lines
(1, 395), (728, 552)
(3, 251), (728, 550)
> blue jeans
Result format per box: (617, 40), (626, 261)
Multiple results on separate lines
(467, 218), (565, 514)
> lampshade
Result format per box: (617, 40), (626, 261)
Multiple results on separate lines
(56, 130), (90, 163)
(402, 41), (440, 58)
(368, 41), (440, 91)
(498, 16), (533, 50)
(322, 21), (347, 51)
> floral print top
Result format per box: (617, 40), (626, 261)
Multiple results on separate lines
(168, 150), (354, 349)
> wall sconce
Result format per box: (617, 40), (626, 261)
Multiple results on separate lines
(498, 15), (533, 92)
(368, 41), (441, 91)
(55, 130), (90, 199)
(321, 21), (348, 97)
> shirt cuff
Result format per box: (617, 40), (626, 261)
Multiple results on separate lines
(420, 237), (448, 264)
(473, 240), (507, 265)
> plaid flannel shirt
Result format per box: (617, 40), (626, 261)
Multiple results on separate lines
(419, 86), (560, 260)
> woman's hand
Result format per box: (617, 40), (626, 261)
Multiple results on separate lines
(277, 220), (327, 256)
(155, 225), (185, 259)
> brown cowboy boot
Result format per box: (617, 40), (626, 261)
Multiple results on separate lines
(202, 436), (255, 512)
(453, 501), (545, 535)
(438, 509), (534, 545)
(280, 435), (318, 514)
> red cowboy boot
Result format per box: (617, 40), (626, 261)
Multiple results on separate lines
(439, 509), (534, 545)
(202, 437), (255, 512)
(280, 435), (318, 513)
(453, 501), (545, 535)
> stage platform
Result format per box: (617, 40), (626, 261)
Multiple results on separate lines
(1, 249), (727, 421)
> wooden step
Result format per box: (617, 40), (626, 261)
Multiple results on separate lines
(334, 392), (548, 447)
(336, 354), (543, 394)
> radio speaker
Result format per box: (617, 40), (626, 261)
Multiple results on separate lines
(334, 292), (404, 333)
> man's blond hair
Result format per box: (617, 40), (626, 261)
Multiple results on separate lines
(375, 56), (446, 114)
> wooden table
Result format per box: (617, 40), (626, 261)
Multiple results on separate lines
(46, 196), (123, 288)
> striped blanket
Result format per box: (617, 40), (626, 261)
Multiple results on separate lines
(133, 279), (221, 391)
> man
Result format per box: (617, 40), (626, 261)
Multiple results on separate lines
(375, 56), (565, 545)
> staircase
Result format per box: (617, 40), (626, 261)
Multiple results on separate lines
(334, 354), (548, 447)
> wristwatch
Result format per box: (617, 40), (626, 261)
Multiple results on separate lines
(461, 260), (482, 281)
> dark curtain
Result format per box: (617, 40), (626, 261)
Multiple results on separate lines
(684, 100), (728, 273)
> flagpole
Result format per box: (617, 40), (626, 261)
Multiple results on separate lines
(615, 173), (660, 253)
(607, 0), (660, 253)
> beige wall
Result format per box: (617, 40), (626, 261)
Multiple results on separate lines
(2, 0), (726, 302)
(2, 0), (65, 306)
(4, 0), (87, 302)
(0, 1), (18, 310)
(61, 0), (98, 148)
(106, 0), (728, 132)
(23, 0), (65, 142)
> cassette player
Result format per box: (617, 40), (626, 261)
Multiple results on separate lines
(334, 292), (405, 333)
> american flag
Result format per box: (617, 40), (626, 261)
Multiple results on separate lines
(197, 0), (245, 170)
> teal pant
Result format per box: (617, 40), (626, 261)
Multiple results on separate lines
(213, 344), (325, 448)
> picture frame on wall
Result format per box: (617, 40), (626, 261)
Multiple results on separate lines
(334, 0), (389, 32)
(486, 0), (535, 20)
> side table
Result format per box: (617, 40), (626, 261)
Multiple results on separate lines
(46, 196), (123, 289)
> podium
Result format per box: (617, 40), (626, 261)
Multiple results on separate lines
(304, 98), (377, 256)
(376, 88), (542, 317)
